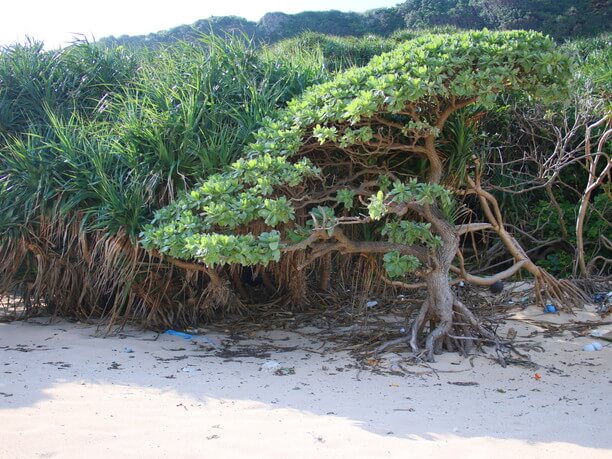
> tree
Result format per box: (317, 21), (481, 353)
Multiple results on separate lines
(401, 0), (486, 29)
(142, 30), (585, 361)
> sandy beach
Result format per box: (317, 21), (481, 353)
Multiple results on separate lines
(1, 305), (610, 458)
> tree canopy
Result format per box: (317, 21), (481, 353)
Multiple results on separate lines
(142, 30), (571, 273)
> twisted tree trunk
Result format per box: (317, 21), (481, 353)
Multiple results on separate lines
(408, 223), (470, 361)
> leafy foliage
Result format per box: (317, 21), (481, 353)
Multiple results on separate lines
(0, 34), (328, 237)
(270, 32), (395, 71)
(0, 40), (136, 136)
(143, 30), (571, 281)
(0, 33), (331, 324)
(0, 23), (601, 329)
(400, 1), (611, 39)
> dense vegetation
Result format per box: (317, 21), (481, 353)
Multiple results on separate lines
(141, 30), (594, 359)
(99, 0), (611, 49)
(0, 35), (332, 325)
(0, 15), (609, 360)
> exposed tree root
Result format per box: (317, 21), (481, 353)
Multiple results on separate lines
(378, 294), (506, 365)
(534, 269), (590, 310)
(278, 253), (310, 310)
(464, 173), (589, 311)
(413, 297), (505, 364)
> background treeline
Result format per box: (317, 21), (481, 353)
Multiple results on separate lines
(98, 0), (611, 49)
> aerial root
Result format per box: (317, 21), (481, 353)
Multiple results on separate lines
(204, 270), (247, 316)
(535, 269), (590, 312)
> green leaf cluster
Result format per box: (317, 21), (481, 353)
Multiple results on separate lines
(383, 251), (421, 278)
(389, 179), (455, 218)
(382, 220), (442, 248)
(336, 189), (356, 210)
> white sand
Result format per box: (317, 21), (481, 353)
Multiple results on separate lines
(1, 307), (610, 458)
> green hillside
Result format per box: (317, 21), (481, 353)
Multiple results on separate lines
(98, 0), (611, 49)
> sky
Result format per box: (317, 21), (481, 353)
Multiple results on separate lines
(0, 0), (401, 49)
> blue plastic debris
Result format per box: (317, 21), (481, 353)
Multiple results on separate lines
(544, 304), (557, 313)
(593, 293), (606, 303)
(583, 342), (603, 352)
(163, 330), (193, 340)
